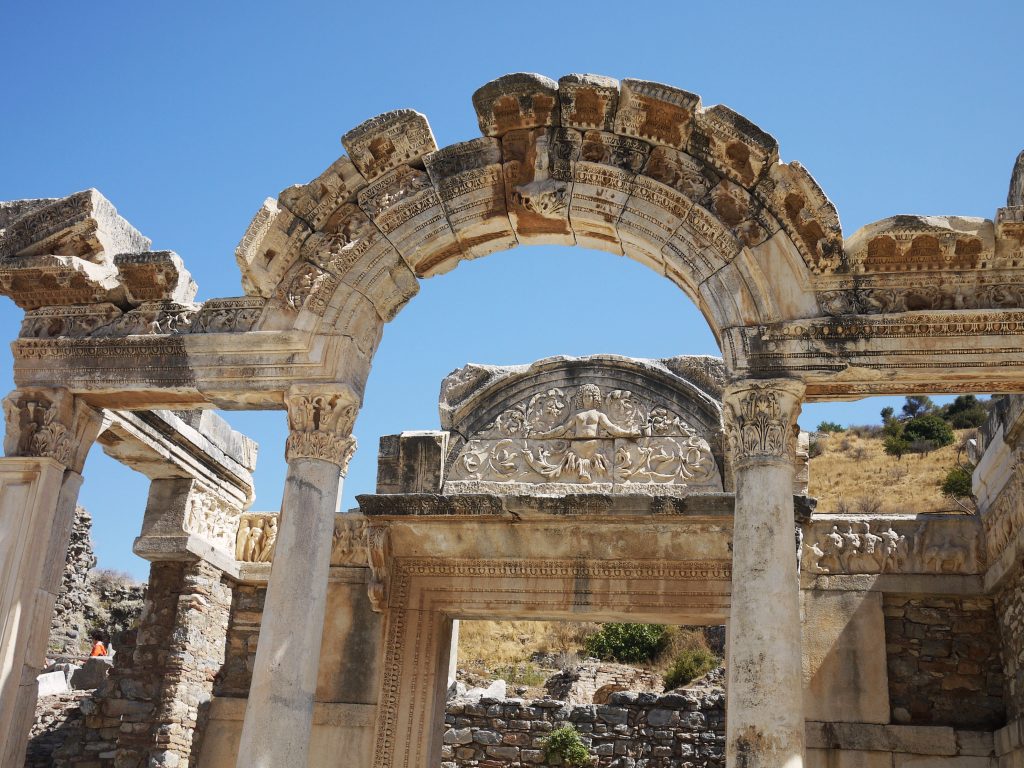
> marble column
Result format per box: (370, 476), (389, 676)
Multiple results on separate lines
(723, 378), (805, 768)
(236, 387), (359, 768)
(0, 388), (101, 766)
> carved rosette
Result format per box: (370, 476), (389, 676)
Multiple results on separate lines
(284, 387), (359, 472)
(2, 387), (102, 473)
(722, 379), (804, 466)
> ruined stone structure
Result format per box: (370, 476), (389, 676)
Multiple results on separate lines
(2, 72), (1024, 768)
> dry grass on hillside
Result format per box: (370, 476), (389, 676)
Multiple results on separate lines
(807, 429), (974, 514)
(457, 620), (598, 668)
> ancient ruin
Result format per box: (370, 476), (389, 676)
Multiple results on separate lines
(2, 71), (1024, 768)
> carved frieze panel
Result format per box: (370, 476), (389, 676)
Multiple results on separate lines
(447, 383), (722, 492)
(189, 297), (266, 334)
(342, 110), (437, 182)
(981, 460), (1024, 562)
(801, 516), (984, 575)
(91, 301), (197, 337)
(558, 74), (619, 132)
(424, 138), (517, 261)
(185, 484), (242, 553)
(19, 304), (123, 339)
(614, 79), (700, 151)
(472, 73), (560, 137)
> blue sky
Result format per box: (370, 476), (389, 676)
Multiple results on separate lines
(2, 1), (1021, 578)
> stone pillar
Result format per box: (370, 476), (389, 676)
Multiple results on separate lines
(722, 378), (805, 768)
(0, 388), (101, 766)
(236, 387), (358, 768)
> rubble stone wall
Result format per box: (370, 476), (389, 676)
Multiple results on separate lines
(884, 594), (1005, 729)
(544, 660), (664, 704)
(997, 565), (1024, 720)
(53, 560), (232, 768)
(48, 507), (96, 655)
(442, 687), (725, 768)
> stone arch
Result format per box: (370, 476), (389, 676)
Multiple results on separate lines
(235, 73), (833, 373)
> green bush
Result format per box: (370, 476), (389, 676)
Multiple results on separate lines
(542, 725), (591, 767)
(941, 466), (974, 498)
(817, 420), (845, 434)
(583, 623), (666, 664)
(941, 395), (989, 429)
(903, 414), (955, 448)
(883, 435), (910, 459)
(663, 646), (720, 690)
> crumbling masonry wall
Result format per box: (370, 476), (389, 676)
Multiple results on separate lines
(53, 561), (232, 767)
(442, 688), (725, 767)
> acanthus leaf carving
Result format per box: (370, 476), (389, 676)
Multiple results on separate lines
(366, 525), (390, 613)
(2, 388), (100, 472)
(284, 387), (360, 470)
(722, 379), (803, 464)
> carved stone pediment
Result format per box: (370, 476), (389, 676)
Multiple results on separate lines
(440, 355), (724, 495)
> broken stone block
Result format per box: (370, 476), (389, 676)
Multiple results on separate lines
(0, 189), (150, 264)
(342, 110), (437, 182)
(114, 251), (198, 304)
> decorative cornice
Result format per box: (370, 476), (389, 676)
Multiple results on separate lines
(722, 379), (804, 465)
(284, 386), (360, 470)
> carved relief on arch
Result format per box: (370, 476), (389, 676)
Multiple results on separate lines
(754, 162), (844, 274)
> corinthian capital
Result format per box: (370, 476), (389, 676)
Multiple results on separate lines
(284, 385), (360, 472)
(722, 379), (805, 465)
(2, 388), (102, 473)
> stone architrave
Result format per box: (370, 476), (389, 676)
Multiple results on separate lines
(722, 378), (806, 768)
(235, 386), (358, 768)
(0, 387), (101, 767)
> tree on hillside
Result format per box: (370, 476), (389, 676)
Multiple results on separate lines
(940, 395), (990, 429)
(901, 395), (936, 419)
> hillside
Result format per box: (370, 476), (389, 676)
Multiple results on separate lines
(807, 428), (975, 515)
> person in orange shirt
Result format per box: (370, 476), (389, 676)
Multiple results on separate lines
(89, 633), (107, 657)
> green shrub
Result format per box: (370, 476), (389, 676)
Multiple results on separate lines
(583, 623), (666, 664)
(542, 725), (591, 767)
(903, 414), (955, 448)
(941, 395), (989, 429)
(883, 435), (910, 459)
(817, 420), (845, 434)
(941, 466), (974, 498)
(663, 646), (720, 690)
